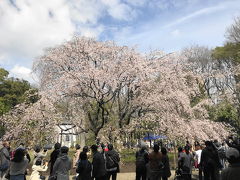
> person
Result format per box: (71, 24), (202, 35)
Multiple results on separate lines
(185, 141), (192, 152)
(91, 144), (107, 180)
(0, 141), (10, 179)
(49, 143), (61, 176)
(9, 148), (29, 180)
(220, 147), (240, 180)
(33, 146), (47, 165)
(178, 146), (193, 180)
(200, 141), (221, 180)
(76, 153), (92, 180)
(73, 144), (81, 168)
(148, 144), (163, 180)
(105, 144), (120, 180)
(100, 143), (106, 153)
(135, 143), (149, 180)
(30, 159), (48, 180)
(79, 146), (90, 160)
(194, 144), (203, 180)
(161, 147), (171, 180)
(52, 146), (71, 180)
(218, 142), (228, 169)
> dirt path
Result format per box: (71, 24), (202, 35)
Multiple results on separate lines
(26, 170), (199, 180)
(111, 170), (199, 180)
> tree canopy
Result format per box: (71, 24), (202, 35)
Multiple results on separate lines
(0, 68), (31, 115)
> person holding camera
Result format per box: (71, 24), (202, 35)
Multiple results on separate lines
(33, 146), (47, 165)
(30, 159), (48, 180)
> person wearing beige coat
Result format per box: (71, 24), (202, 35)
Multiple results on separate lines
(30, 160), (48, 180)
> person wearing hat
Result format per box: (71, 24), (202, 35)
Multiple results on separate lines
(52, 146), (71, 180)
(220, 148), (240, 180)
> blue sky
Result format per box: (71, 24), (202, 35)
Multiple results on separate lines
(0, 0), (240, 83)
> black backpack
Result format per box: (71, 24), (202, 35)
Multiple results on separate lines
(105, 153), (117, 172)
(136, 151), (147, 168)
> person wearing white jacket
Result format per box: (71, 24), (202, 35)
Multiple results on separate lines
(30, 159), (48, 180)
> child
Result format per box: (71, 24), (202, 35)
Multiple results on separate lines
(30, 159), (48, 180)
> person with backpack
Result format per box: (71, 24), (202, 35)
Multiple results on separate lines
(76, 153), (92, 180)
(52, 146), (71, 180)
(91, 144), (107, 180)
(200, 141), (221, 180)
(148, 144), (163, 180)
(105, 144), (120, 180)
(135, 143), (149, 180)
(161, 147), (171, 180)
(0, 141), (10, 179)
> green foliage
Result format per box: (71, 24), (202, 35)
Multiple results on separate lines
(0, 68), (9, 81)
(213, 43), (240, 64)
(206, 101), (240, 132)
(0, 68), (31, 115)
(85, 132), (96, 146)
(120, 149), (136, 163)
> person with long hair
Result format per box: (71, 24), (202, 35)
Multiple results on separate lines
(9, 148), (29, 180)
(161, 147), (171, 180)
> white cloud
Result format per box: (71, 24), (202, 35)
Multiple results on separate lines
(78, 25), (105, 38)
(123, 0), (147, 7)
(171, 29), (180, 37)
(164, 2), (230, 28)
(0, 0), (75, 62)
(68, 0), (105, 24)
(101, 0), (137, 20)
(108, 3), (135, 20)
(10, 65), (32, 82)
(0, 0), (137, 69)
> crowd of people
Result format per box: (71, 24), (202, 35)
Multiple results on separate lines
(0, 136), (239, 180)
(0, 142), (120, 180)
(134, 137), (240, 180)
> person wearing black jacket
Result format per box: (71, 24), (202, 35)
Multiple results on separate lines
(49, 143), (61, 176)
(105, 144), (120, 180)
(135, 143), (149, 180)
(91, 144), (107, 180)
(161, 147), (171, 180)
(76, 153), (92, 180)
(200, 141), (221, 180)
